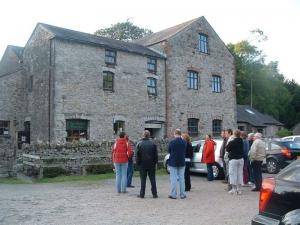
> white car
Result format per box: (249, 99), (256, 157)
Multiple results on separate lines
(281, 136), (300, 142)
(163, 139), (224, 179)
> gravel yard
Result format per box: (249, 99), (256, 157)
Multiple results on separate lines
(0, 174), (259, 225)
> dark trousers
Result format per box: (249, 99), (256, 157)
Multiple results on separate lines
(207, 163), (214, 181)
(252, 161), (263, 190)
(127, 160), (134, 186)
(247, 160), (254, 183)
(184, 162), (191, 191)
(221, 158), (227, 181)
(139, 166), (157, 197)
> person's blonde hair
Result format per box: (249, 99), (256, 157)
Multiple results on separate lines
(182, 133), (191, 143)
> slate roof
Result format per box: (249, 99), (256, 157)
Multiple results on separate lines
(39, 23), (165, 59)
(237, 105), (283, 127)
(135, 17), (200, 46)
(8, 45), (23, 59)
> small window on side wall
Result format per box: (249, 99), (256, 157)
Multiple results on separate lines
(188, 118), (199, 137)
(212, 75), (221, 93)
(147, 57), (157, 73)
(105, 49), (116, 65)
(199, 33), (208, 54)
(103, 71), (114, 91)
(147, 77), (157, 96)
(187, 71), (198, 90)
(114, 120), (125, 134)
(212, 119), (222, 137)
(0, 120), (10, 136)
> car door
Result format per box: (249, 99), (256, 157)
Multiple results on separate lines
(191, 140), (207, 172)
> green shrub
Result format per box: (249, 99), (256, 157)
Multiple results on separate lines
(276, 129), (293, 138)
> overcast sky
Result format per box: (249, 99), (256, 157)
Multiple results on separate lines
(1, 0), (299, 83)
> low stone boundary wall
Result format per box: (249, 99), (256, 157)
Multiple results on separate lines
(0, 144), (15, 177)
(21, 139), (169, 178)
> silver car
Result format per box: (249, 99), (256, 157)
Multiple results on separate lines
(163, 139), (224, 179)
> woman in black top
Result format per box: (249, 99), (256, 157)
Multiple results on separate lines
(182, 133), (194, 191)
(226, 130), (244, 195)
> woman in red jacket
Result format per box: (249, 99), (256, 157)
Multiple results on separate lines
(112, 132), (133, 193)
(202, 134), (216, 181)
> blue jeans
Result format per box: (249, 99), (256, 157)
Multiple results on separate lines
(127, 160), (134, 186)
(114, 163), (128, 193)
(207, 163), (214, 181)
(169, 166), (186, 198)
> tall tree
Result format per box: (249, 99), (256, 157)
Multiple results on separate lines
(94, 20), (153, 41)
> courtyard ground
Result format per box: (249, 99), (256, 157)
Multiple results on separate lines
(0, 174), (260, 225)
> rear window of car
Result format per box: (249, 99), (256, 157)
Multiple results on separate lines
(295, 137), (300, 142)
(285, 142), (300, 150)
(277, 163), (300, 182)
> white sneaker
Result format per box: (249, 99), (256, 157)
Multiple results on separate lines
(237, 190), (242, 195)
(248, 181), (253, 185)
(228, 189), (236, 195)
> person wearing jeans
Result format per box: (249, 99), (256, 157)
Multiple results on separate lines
(202, 134), (216, 181)
(168, 129), (187, 199)
(112, 132), (133, 194)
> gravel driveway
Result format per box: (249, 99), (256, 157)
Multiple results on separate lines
(0, 174), (259, 225)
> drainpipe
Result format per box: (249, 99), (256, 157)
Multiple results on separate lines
(164, 58), (168, 138)
(48, 39), (54, 143)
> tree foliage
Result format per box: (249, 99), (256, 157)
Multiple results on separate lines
(94, 20), (153, 41)
(228, 38), (300, 129)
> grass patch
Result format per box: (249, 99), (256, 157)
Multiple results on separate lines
(0, 168), (168, 185)
(0, 177), (28, 184)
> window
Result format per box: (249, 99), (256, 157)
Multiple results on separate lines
(28, 75), (33, 92)
(105, 49), (116, 65)
(0, 120), (9, 136)
(114, 120), (125, 134)
(66, 119), (89, 142)
(212, 119), (222, 137)
(147, 57), (157, 73)
(147, 77), (157, 96)
(188, 118), (199, 137)
(199, 33), (208, 53)
(103, 71), (114, 91)
(212, 75), (221, 93)
(187, 71), (198, 90)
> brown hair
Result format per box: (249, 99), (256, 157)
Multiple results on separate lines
(182, 133), (191, 143)
(174, 129), (181, 136)
(234, 130), (241, 138)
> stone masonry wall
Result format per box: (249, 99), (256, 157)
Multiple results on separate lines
(21, 139), (168, 177)
(0, 142), (15, 177)
(150, 17), (237, 138)
(52, 39), (166, 142)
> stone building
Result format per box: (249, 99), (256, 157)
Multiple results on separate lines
(0, 16), (236, 145)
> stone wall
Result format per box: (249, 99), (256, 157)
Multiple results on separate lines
(21, 139), (168, 178)
(52, 39), (166, 142)
(0, 142), (15, 177)
(149, 17), (237, 138)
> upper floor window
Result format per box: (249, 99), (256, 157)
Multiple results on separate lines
(188, 118), (199, 137)
(199, 33), (208, 54)
(66, 119), (89, 142)
(114, 120), (125, 134)
(0, 120), (9, 136)
(187, 71), (198, 90)
(212, 75), (221, 93)
(147, 77), (157, 96)
(212, 119), (222, 137)
(147, 57), (157, 73)
(103, 71), (114, 91)
(105, 49), (116, 65)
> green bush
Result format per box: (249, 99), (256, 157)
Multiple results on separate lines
(276, 129), (293, 138)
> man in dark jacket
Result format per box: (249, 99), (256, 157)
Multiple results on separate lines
(168, 129), (187, 199)
(136, 130), (158, 198)
(219, 130), (228, 183)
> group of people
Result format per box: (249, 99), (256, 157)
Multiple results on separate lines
(218, 129), (266, 194)
(111, 128), (266, 198)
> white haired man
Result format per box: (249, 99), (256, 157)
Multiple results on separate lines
(248, 133), (266, 191)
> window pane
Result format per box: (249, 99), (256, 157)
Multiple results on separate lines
(105, 50), (116, 64)
(212, 75), (221, 93)
(199, 34), (208, 53)
(188, 118), (199, 136)
(147, 78), (157, 95)
(188, 71), (198, 89)
(103, 72), (114, 91)
(147, 57), (157, 73)
(212, 120), (222, 136)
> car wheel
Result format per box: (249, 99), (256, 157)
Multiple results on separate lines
(266, 158), (280, 174)
(166, 160), (170, 174)
(212, 164), (221, 179)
